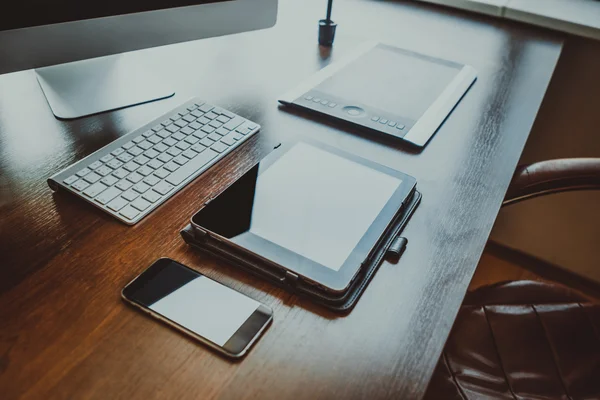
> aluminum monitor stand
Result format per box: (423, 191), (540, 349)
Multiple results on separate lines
(35, 53), (174, 120)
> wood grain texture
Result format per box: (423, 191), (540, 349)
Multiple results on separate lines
(0, 0), (562, 399)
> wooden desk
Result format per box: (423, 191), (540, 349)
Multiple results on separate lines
(0, 0), (562, 398)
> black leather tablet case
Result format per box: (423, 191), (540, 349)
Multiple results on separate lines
(181, 190), (421, 313)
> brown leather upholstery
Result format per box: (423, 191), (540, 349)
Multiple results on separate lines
(423, 281), (600, 399)
(503, 158), (600, 206)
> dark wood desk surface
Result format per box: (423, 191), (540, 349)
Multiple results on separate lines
(0, 0), (562, 399)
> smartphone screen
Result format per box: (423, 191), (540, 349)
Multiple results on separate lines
(122, 258), (272, 357)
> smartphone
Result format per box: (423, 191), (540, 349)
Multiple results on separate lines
(122, 258), (273, 358)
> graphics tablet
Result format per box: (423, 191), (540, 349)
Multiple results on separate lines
(279, 42), (477, 148)
(191, 140), (417, 293)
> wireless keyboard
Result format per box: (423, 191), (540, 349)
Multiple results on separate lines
(48, 98), (260, 225)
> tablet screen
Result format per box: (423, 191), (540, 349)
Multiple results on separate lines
(249, 142), (401, 271)
(194, 142), (402, 272)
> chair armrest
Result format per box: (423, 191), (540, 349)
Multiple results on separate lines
(503, 158), (600, 206)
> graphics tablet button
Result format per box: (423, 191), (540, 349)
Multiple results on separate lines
(343, 106), (364, 117)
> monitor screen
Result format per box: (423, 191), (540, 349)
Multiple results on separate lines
(0, 0), (231, 32)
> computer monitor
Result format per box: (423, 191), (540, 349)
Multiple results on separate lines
(0, 0), (278, 119)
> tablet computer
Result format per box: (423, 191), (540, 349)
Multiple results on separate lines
(191, 140), (417, 293)
(279, 42), (477, 148)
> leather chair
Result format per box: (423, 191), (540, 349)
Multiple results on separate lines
(423, 158), (600, 400)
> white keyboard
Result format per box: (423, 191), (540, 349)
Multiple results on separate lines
(48, 98), (260, 225)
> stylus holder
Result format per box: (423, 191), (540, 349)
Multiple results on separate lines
(318, 19), (337, 47)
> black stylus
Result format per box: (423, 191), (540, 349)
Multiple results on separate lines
(319, 0), (337, 47)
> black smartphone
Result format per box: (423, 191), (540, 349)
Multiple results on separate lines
(122, 258), (273, 358)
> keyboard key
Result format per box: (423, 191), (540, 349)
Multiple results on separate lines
(119, 205), (140, 220)
(71, 179), (90, 191)
(112, 168), (129, 179)
(212, 142), (229, 153)
(153, 143), (168, 153)
(180, 127), (194, 135)
(172, 132), (185, 141)
(174, 119), (188, 128)
(96, 166), (113, 176)
(83, 182), (107, 198)
(137, 166), (154, 176)
(164, 162), (180, 172)
(182, 149), (197, 159)
(223, 117), (244, 131)
(95, 187), (122, 205)
(128, 146), (144, 156)
(84, 172), (102, 184)
(220, 134), (236, 146)
(209, 120), (222, 129)
(144, 149), (160, 159)
(117, 153), (134, 163)
(134, 155), (150, 165)
(193, 130), (207, 140)
(89, 161), (103, 170)
(200, 138), (214, 147)
(173, 155), (189, 166)
(231, 132), (243, 141)
(111, 148), (125, 157)
(122, 141), (135, 150)
(153, 181), (174, 195)
(167, 147), (182, 157)
(63, 175), (79, 185)
(143, 175), (161, 186)
(396, 124), (405, 130)
(152, 124), (163, 132)
(126, 172), (144, 183)
(107, 159), (124, 169)
(146, 159), (163, 169)
(143, 191), (162, 203)
(191, 143), (207, 153)
(133, 182), (150, 194)
(107, 197), (128, 212)
(100, 154), (114, 163)
(123, 162), (139, 172)
(208, 133), (221, 141)
(157, 153), (173, 163)
(189, 122), (202, 130)
(138, 140), (153, 150)
(122, 190), (140, 201)
(166, 124), (179, 133)
(133, 135), (145, 144)
(191, 110), (204, 118)
(165, 149), (219, 186)
(131, 198), (151, 211)
(163, 137), (177, 147)
(205, 111), (218, 120)
(115, 179), (133, 191)
(380, 119), (388, 124)
(148, 135), (162, 144)
(388, 121), (397, 127)
(100, 175), (119, 186)
(199, 104), (214, 113)
(215, 127), (230, 136)
(156, 129), (171, 139)
(176, 141), (191, 151)
(188, 104), (198, 111)
(154, 168), (170, 179)
(198, 116), (211, 125)
(77, 168), (91, 177)
(185, 136), (199, 145)
(182, 114), (196, 123)
(142, 130), (154, 137)
(201, 125), (215, 134)
(217, 115), (230, 123)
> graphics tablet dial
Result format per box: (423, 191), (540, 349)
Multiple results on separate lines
(342, 106), (365, 117)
